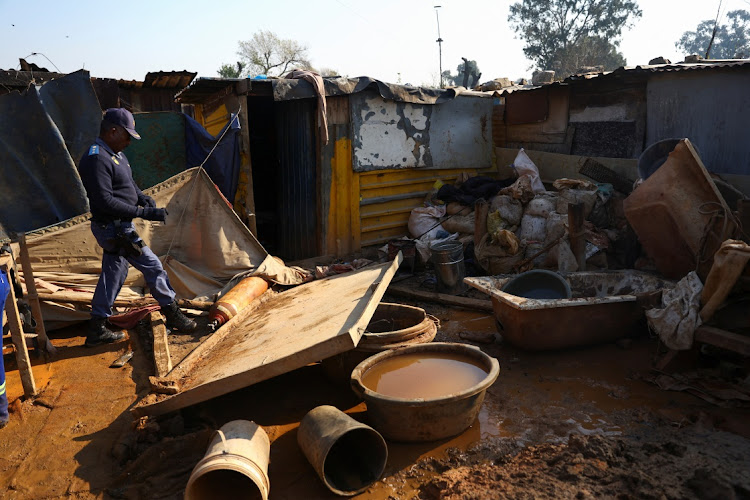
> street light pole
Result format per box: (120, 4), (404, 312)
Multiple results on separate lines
(434, 5), (443, 88)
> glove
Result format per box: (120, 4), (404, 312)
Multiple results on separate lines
(140, 206), (168, 222)
(138, 194), (156, 208)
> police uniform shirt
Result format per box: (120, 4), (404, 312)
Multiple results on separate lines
(78, 138), (146, 223)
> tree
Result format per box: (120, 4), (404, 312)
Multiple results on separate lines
(237, 30), (312, 77)
(442, 59), (482, 88)
(676, 10), (750, 59)
(508, 0), (641, 76)
(217, 62), (244, 78)
(550, 35), (627, 76)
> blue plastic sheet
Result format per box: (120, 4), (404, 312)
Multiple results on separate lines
(184, 114), (241, 204)
(0, 73), (94, 237)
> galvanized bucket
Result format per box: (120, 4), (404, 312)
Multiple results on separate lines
(430, 240), (467, 294)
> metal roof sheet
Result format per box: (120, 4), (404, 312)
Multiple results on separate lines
(496, 59), (750, 96)
(0, 70), (66, 89)
(118, 71), (196, 89)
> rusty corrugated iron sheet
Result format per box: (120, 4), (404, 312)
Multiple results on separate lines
(498, 60), (750, 96)
(118, 71), (196, 89)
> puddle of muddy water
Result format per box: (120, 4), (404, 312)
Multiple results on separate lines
(119, 303), (744, 500)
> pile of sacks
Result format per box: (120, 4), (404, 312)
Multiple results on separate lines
(408, 150), (633, 274)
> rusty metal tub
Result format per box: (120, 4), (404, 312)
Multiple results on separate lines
(465, 271), (674, 350)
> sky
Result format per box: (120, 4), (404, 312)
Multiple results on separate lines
(1, 0), (748, 87)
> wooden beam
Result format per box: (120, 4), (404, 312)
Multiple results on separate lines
(386, 284), (493, 312)
(237, 95), (257, 235)
(17, 233), (56, 355)
(695, 325), (750, 357)
(568, 202), (586, 271)
(150, 312), (172, 377)
(2, 259), (37, 397)
(36, 289), (212, 311)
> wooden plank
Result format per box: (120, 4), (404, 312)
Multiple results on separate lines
(36, 289), (212, 311)
(386, 284), (493, 312)
(2, 262), (37, 397)
(150, 312), (172, 377)
(237, 95), (257, 236)
(695, 326), (750, 357)
(17, 233), (56, 355)
(132, 256), (402, 417)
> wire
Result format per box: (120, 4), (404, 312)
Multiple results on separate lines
(22, 52), (62, 73)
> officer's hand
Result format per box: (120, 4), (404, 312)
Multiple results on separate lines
(138, 195), (156, 208)
(140, 207), (168, 222)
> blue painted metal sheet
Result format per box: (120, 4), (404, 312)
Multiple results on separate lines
(647, 71), (750, 175)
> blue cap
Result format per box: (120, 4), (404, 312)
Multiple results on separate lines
(102, 108), (141, 140)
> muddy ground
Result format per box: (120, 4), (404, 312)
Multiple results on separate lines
(1, 289), (749, 499)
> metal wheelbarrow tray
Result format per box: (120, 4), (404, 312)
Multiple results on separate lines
(465, 271), (674, 350)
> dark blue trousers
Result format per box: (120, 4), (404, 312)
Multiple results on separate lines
(90, 221), (175, 318)
(1, 269), (10, 423)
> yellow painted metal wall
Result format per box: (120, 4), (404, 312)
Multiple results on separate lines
(193, 103), (232, 137)
(359, 167), (494, 247)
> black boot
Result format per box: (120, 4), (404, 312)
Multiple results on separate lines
(161, 302), (197, 332)
(85, 316), (126, 347)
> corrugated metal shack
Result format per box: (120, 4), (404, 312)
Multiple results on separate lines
(0, 68), (196, 113)
(176, 77), (497, 260)
(495, 61), (750, 187)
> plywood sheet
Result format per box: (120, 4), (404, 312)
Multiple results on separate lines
(133, 257), (401, 416)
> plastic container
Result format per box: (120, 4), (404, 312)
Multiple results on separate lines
(185, 420), (270, 500)
(321, 303), (439, 384)
(297, 405), (387, 496)
(350, 343), (499, 442)
(430, 240), (467, 294)
(637, 138), (681, 180)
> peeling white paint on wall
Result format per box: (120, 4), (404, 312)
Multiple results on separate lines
(351, 91), (493, 172)
(354, 96), (430, 168)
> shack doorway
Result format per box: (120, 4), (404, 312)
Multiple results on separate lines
(248, 97), (318, 261)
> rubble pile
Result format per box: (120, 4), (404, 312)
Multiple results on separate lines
(408, 153), (636, 276)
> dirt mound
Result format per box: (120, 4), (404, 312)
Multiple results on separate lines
(417, 432), (750, 500)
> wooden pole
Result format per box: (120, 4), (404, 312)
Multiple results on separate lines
(2, 259), (37, 397)
(17, 233), (56, 355)
(568, 202), (586, 271)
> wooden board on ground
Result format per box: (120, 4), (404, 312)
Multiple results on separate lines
(132, 256), (402, 417)
(150, 312), (172, 377)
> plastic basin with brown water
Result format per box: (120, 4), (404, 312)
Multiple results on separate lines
(322, 303), (438, 384)
(350, 343), (499, 442)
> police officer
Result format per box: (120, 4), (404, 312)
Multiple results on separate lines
(78, 108), (196, 347)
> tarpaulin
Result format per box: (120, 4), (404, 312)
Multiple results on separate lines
(185, 114), (240, 203)
(38, 69), (101, 164)
(14, 168), (310, 330)
(0, 72), (94, 238)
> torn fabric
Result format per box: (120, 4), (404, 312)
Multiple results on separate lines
(646, 271), (703, 350)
